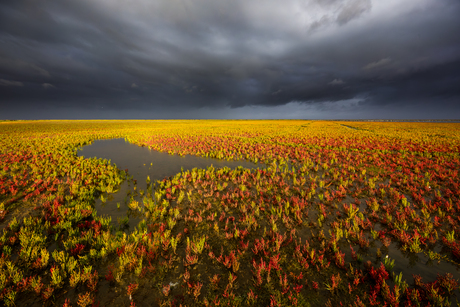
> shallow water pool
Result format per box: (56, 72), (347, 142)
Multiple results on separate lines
(77, 138), (261, 230)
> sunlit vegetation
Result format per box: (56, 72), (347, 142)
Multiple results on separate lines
(1, 120), (460, 306)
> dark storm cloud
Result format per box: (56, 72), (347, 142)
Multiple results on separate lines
(1, 0), (460, 119)
(336, 0), (371, 26)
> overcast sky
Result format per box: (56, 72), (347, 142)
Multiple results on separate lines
(1, 0), (459, 119)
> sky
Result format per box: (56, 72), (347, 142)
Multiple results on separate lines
(1, 0), (459, 120)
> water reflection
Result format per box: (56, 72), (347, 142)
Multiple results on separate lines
(77, 138), (260, 230)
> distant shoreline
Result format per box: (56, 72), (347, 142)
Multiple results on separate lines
(322, 119), (460, 123)
(1, 119), (460, 123)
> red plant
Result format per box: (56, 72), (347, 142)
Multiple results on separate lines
(162, 284), (170, 297)
(71, 243), (85, 256)
(127, 283), (139, 300)
(105, 266), (114, 282)
(269, 254), (281, 271)
(116, 246), (125, 256)
(42, 286), (54, 300)
(279, 273), (290, 294)
(437, 273), (459, 295)
(312, 281), (319, 290)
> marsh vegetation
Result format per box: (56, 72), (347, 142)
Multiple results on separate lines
(1, 120), (460, 306)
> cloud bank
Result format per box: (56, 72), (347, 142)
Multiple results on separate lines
(1, 0), (459, 119)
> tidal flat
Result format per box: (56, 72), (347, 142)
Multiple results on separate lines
(1, 120), (460, 306)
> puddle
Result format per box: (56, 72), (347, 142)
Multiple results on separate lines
(77, 138), (261, 230)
